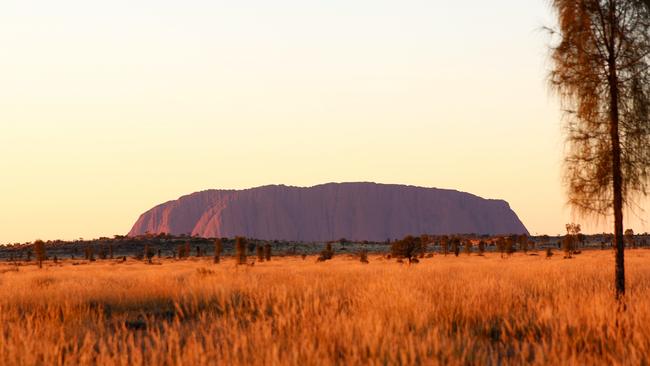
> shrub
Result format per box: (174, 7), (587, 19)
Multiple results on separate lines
(144, 245), (155, 264)
(464, 240), (472, 256)
(256, 245), (264, 262)
(506, 236), (517, 256)
(264, 243), (272, 261)
(359, 249), (369, 264)
(235, 237), (247, 265)
(451, 237), (460, 257)
(318, 243), (334, 262)
(564, 223), (581, 258)
(546, 247), (554, 259)
(98, 244), (107, 260)
(520, 240), (529, 254)
(391, 235), (424, 264)
(87, 245), (95, 261)
(562, 236), (576, 259)
(496, 237), (506, 258)
(478, 240), (486, 256)
(440, 236), (450, 256)
(517, 234), (528, 253)
(419, 234), (430, 258)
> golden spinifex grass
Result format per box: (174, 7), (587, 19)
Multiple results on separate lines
(1, 251), (649, 365)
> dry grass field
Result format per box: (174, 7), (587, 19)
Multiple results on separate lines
(1, 250), (649, 365)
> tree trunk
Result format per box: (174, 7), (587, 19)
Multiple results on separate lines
(608, 26), (625, 299)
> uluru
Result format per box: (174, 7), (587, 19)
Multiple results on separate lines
(128, 182), (528, 241)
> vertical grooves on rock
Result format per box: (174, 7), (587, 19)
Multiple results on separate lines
(128, 182), (528, 241)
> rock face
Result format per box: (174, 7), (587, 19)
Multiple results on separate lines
(128, 182), (528, 241)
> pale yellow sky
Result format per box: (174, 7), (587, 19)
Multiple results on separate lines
(1, 1), (647, 243)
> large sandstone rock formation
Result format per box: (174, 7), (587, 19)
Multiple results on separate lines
(128, 182), (528, 241)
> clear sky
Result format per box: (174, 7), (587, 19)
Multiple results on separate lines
(1, 0), (647, 243)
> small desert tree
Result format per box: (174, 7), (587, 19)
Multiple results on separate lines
(98, 244), (107, 260)
(577, 233), (586, 249)
(87, 245), (95, 261)
(625, 229), (635, 249)
(264, 243), (272, 261)
(359, 249), (369, 264)
(564, 223), (581, 258)
(235, 237), (247, 265)
(562, 235), (576, 259)
(518, 234), (529, 254)
(256, 245), (264, 262)
(478, 240), (486, 256)
(318, 242), (334, 262)
(464, 240), (472, 256)
(496, 237), (506, 258)
(144, 244), (154, 264)
(451, 237), (460, 257)
(506, 235), (517, 256)
(440, 236), (450, 256)
(214, 238), (222, 264)
(546, 247), (554, 259)
(392, 235), (424, 263)
(419, 234), (430, 258)
(34, 240), (46, 269)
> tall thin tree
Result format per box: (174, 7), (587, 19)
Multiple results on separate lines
(549, 0), (650, 298)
